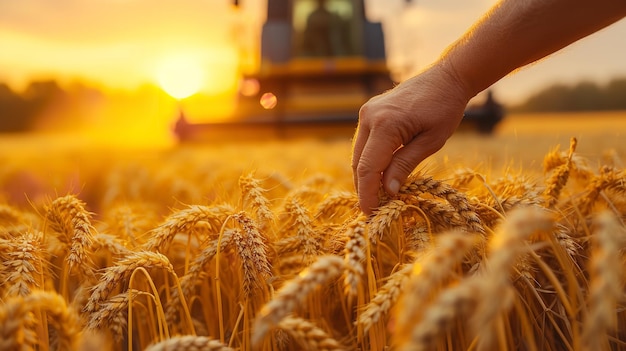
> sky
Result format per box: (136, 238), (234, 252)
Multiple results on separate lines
(1, 0), (626, 105)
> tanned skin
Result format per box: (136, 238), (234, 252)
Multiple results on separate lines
(352, 0), (626, 215)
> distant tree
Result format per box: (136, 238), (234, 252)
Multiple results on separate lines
(604, 78), (626, 110)
(0, 80), (81, 132)
(0, 83), (39, 132)
(511, 77), (626, 112)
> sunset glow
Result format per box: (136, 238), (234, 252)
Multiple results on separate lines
(156, 55), (206, 100)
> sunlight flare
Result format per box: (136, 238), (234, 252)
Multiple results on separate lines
(155, 55), (206, 100)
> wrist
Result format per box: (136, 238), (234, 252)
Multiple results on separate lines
(433, 57), (476, 105)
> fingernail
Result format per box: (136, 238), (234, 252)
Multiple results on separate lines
(389, 179), (400, 194)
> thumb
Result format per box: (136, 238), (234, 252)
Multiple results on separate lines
(382, 134), (445, 195)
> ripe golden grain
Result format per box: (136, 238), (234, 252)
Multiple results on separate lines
(232, 212), (272, 297)
(0, 290), (82, 351)
(252, 255), (345, 346)
(582, 211), (625, 351)
(45, 194), (96, 280)
(0, 231), (44, 298)
(144, 204), (234, 253)
(277, 316), (345, 351)
(144, 335), (234, 351)
(83, 251), (174, 314)
(343, 216), (367, 297)
(542, 137), (577, 207)
(239, 173), (275, 231)
(358, 263), (412, 332)
(1, 136), (625, 351)
(394, 232), (478, 347)
(88, 289), (141, 340)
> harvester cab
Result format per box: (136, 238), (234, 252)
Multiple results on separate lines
(173, 0), (503, 141)
(173, 0), (395, 141)
(249, 0), (395, 123)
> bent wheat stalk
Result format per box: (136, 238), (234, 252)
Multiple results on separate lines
(83, 251), (174, 314)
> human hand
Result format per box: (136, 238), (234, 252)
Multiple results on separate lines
(351, 63), (470, 215)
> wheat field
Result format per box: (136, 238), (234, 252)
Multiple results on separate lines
(1, 112), (626, 351)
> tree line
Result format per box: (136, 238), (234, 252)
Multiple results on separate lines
(0, 80), (168, 133)
(0, 80), (107, 132)
(1, 77), (626, 132)
(511, 77), (626, 112)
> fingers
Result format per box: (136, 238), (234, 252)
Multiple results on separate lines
(354, 128), (446, 215)
(354, 130), (400, 215)
(381, 133), (444, 195)
(351, 123), (368, 194)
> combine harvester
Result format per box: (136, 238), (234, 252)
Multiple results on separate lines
(174, 0), (504, 142)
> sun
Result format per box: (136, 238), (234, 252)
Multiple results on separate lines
(155, 55), (206, 100)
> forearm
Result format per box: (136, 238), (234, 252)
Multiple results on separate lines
(441, 0), (626, 99)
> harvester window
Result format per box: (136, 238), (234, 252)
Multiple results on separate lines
(293, 0), (355, 57)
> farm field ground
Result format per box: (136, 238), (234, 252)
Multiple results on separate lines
(1, 110), (625, 351)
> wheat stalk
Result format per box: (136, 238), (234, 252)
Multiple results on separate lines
(83, 251), (174, 314)
(581, 211), (625, 351)
(165, 228), (235, 326)
(252, 255), (345, 346)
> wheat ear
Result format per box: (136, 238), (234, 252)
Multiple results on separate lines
(144, 204), (234, 253)
(368, 199), (407, 243)
(1, 231), (44, 297)
(578, 166), (624, 215)
(315, 191), (359, 220)
(0, 290), (82, 351)
(399, 173), (485, 235)
(0, 292), (34, 350)
(45, 194), (96, 279)
(357, 264), (412, 332)
(239, 173), (275, 230)
(144, 335), (234, 351)
(282, 197), (322, 261)
(473, 207), (553, 351)
(543, 137), (577, 207)
(401, 277), (480, 351)
(394, 232), (477, 343)
(581, 211), (625, 351)
(233, 212), (272, 297)
(83, 251), (174, 314)
(343, 216), (367, 297)
(88, 289), (141, 341)
(252, 255), (345, 346)
(278, 316), (346, 351)
(0, 203), (24, 227)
